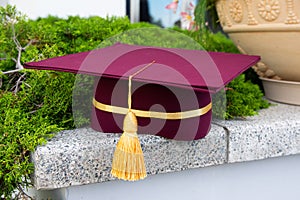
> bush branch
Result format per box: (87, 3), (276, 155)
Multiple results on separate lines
(13, 72), (26, 93)
(1, 68), (23, 75)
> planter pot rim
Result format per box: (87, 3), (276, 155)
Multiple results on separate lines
(260, 77), (300, 106)
(260, 77), (300, 85)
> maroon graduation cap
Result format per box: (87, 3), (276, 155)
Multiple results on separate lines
(25, 43), (259, 181)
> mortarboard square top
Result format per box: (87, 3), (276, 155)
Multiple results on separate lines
(25, 43), (260, 141)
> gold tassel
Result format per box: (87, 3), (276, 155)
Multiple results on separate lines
(111, 62), (156, 181)
(111, 111), (147, 181)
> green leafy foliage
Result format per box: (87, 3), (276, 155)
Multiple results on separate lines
(0, 4), (269, 198)
(225, 74), (270, 119)
(0, 70), (76, 198)
(0, 5), (28, 72)
(176, 27), (239, 53)
(0, 5), (151, 199)
(0, 86), (60, 199)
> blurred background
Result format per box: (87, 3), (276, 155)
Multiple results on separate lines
(2, 0), (198, 28)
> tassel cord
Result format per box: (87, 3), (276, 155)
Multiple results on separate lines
(127, 60), (156, 110)
(111, 61), (155, 181)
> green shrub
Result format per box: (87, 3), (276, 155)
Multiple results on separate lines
(225, 74), (270, 119)
(0, 86), (60, 198)
(0, 5), (149, 198)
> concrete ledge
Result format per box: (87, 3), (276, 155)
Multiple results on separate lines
(31, 102), (300, 190)
(218, 103), (300, 163)
(32, 125), (227, 190)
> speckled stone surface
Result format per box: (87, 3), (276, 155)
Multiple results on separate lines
(217, 103), (300, 163)
(32, 102), (300, 190)
(32, 124), (227, 190)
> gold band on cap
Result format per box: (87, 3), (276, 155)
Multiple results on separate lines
(93, 98), (212, 120)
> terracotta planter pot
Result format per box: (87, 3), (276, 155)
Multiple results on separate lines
(215, 0), (300, 105)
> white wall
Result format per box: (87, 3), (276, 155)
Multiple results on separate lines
(6, 0), (126, 19)
(0, 0), (8, 6)
(30, 154), (300, 200)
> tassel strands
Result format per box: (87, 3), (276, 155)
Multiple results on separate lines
(111, 61), (155, 181)
(111, 111), (146, 181)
